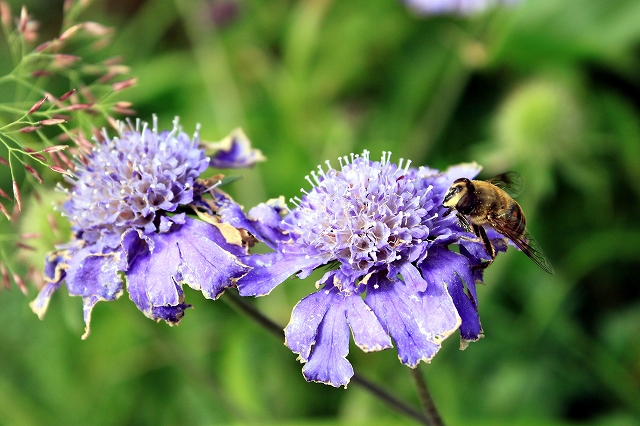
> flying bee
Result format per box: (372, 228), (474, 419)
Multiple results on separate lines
(442, 172), (554, 274)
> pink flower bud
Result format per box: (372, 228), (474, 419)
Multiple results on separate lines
(112, 77), (137, 91)
(12, 181), (21, 211)
(43, 145), (69, 153)
(59, 24), (81, 41)
(0, 1), (11, 28)
(39, 118), (67, 126)
(0, 203), (10, 221)
(59, 89), (75, 101)
(82, 21), (112, 36)
(24, 164), (43, 183)
(53, 54), (81, 68)
(66, 103), (93, 111)
(19, 232), (41, 239)
(35, 40), (52, 52)
(12, 273), (27, 295)
(49, 165), (70, 175)
(24, 148), (47, 162)
(19, 6), (28, 33)
(16, 242), (35, 251)
(31, 70), (53, 78)
(28, 96), (48, 114)
(20, 125), (42, 133)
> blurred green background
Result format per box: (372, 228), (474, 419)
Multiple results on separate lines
(1, 0), (640, 425)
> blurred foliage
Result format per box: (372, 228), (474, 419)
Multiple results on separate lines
(1, 0), (640, 425)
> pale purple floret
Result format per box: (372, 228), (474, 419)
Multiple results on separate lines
(31, 117), (251, 338)
(238, 151), (496, 387)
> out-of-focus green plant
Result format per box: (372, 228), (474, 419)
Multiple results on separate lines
(0, 0), (135, 291)
(1, 0), (640, 425)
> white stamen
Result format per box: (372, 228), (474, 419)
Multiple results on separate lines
(304, 175), (314, 188)
(404, 159), (412, 174)
(311, 171), (321, 185)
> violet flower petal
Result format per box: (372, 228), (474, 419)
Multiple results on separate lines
(31, 251), (70, 319)
(285, 285), (336, 362)
(301, 302), (353, 388)
(30, 280), (63, 320)
(399, 262), (428, 293)
(64, 246), (125, 338)
(207, 128), (265, 169)
(245, 199), (290, 248)
(344, 291), (393, 352)
(237, 251), (330, 297)
(365, 274), (461, 367)
(126, 217), (249, 323)
(420, 246), (482, 342)
(286, 284), (353, 387)
(175, 219), (249, 298)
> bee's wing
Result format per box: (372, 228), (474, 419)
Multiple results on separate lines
(486, 172), (524, 198)
(487, 215), (555, 274)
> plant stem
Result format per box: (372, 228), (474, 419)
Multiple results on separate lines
(222, 289), (431, 425)
(223, 288), (284, 338)
(410, 365), (445, 426)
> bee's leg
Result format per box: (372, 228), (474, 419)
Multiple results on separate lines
(473, 224), (496, 271)
(443, 208), (453, 217)
(457, 214), (473, 233)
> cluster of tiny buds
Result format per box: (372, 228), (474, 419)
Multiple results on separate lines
(1, 1), (137, 128)
(0, 230), (46, 294)
(0, 3), (38, 42)
(0, 143), (70, 220)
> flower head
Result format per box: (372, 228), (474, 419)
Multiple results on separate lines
(238, 151), (498, 387)
(32, 118), (253, 338)
(62, 117), (209, 247)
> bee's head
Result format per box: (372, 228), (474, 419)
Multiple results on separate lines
(443, 178), (472, 209)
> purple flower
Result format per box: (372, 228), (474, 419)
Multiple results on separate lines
(403, 0), (519, 15)
(238, 151), (496, 387)
(62, 117), (209, 247)
(31, 118), (252, 338)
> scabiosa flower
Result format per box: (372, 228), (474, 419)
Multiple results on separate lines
(63, 117), (209, 247)
(237, 151), (500, 387)
(403, 0), (519, 15)
(31, 117), (255, 338)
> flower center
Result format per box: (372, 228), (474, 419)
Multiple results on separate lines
(62, 117), (209, 244)
(287, 151), (434, 275)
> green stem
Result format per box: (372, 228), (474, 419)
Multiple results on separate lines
(410, 365), (445, 426)
(221, 289), (431, 425)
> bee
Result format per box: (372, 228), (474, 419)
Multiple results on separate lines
(442, 172), (554, 274)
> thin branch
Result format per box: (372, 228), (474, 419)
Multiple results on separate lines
(222, 288), (284, 338)
(410, 365), (445, 426)
(350, 373), (430, 425)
